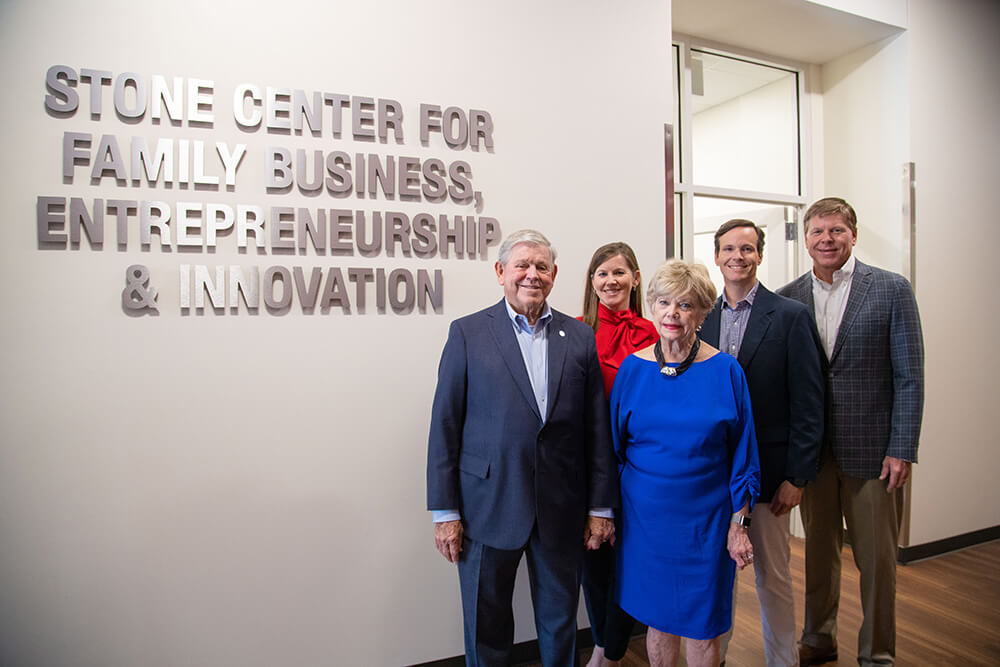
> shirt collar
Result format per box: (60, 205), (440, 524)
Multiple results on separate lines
(504, 299), (552, 333)
(812, 254), (856, 287)
(722, 280), (759, 310)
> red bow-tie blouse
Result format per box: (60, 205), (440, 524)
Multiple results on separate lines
(591, 303), (658, 398)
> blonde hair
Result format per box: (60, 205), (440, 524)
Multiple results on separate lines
(646, 259), (716, 316)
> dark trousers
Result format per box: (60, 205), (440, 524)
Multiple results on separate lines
(582, 541), (636, 660)
(457, 528), (583, 667)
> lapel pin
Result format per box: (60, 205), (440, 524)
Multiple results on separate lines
(559, 330), (565, 337)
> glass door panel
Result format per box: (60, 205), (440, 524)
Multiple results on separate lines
(690, 50), (800, 195)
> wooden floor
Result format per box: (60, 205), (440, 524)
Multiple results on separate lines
(525, 537), (1000, 666)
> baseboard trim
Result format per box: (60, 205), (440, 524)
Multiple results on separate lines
(409, 624), (647, 666)
(898, 525), (1000, 564)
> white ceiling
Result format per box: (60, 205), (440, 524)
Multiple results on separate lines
(673, 0), (906, 65)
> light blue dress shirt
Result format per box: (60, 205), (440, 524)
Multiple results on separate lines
(505, 299), (552, 422)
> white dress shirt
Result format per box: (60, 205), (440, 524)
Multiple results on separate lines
(811, 255), (856, 359)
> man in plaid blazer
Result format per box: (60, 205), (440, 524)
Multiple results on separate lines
(777, 198), (924, 667)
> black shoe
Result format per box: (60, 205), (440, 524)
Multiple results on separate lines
(798, 642), (838, 666)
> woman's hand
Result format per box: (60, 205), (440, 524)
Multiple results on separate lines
(727, 521), (753, 570)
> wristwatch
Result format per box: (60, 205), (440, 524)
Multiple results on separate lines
(731, 514), (751, 529)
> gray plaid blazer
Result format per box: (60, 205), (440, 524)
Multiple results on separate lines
(777, 260), (924, 479)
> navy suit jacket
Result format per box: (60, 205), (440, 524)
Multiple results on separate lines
(778, 261), (924, 478)
(700, 283), (824, 502)
(426, 299), (617, 551)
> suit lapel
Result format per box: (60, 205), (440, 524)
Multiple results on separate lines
(796, 274), (815, 313)
(831, 261), (873, 363)
(737, 285), (775, 368)
(487, 301), (542, 421)
(545, 311), (569, 422)
(701, 297), (723, 346)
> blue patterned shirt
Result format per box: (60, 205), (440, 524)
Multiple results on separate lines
(719, 281), (760, 359)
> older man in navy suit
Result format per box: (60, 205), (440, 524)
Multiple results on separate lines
(700, 219), (824, 667)
(778, 198), (924, 667)
(427, 229), (617, 667)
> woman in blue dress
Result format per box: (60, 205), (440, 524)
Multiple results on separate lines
(610, 259), (760, 667)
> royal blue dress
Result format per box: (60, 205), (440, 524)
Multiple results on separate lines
(610, 352), (760, 639)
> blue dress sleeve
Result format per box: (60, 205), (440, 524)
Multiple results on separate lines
(609, 355), (634, 468)
(728, 360), (761, 512)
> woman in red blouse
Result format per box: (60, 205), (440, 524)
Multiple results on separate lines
(579, 242), (657, 667)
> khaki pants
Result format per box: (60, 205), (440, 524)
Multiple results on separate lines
(800, 451), (902, 666)
(719, 502), (798, 667)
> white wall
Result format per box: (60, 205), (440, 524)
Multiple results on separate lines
(905, 0), (1000, 545)
(0, 2), (672, 665)
(819, 31), (910, 273)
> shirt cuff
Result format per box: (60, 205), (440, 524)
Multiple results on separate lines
(432, 509), (461, 523)
(588, 507), (614, 519)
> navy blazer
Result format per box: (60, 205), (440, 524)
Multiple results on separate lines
(426, 299), (617, 551)
(778, 261), (924, 479)
(700, 283), (824, 502)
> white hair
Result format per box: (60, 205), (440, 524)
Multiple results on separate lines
(497, 229), (557, 265)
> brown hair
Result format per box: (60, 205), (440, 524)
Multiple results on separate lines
(803, 197), (858, 234)
(714, 219), (765, 255)
(580, 242), (644, 332)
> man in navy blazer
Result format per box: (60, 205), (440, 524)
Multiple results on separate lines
(427, 229), (617, 667)
(700, 219), (824, 667)
(778, 198), (924, 667)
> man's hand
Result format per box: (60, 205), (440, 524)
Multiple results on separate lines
(584, 516), (615, 550)
(879, 456), (912, 492)
(770, 481), (804, 516)
(434, 520), (463, 563)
